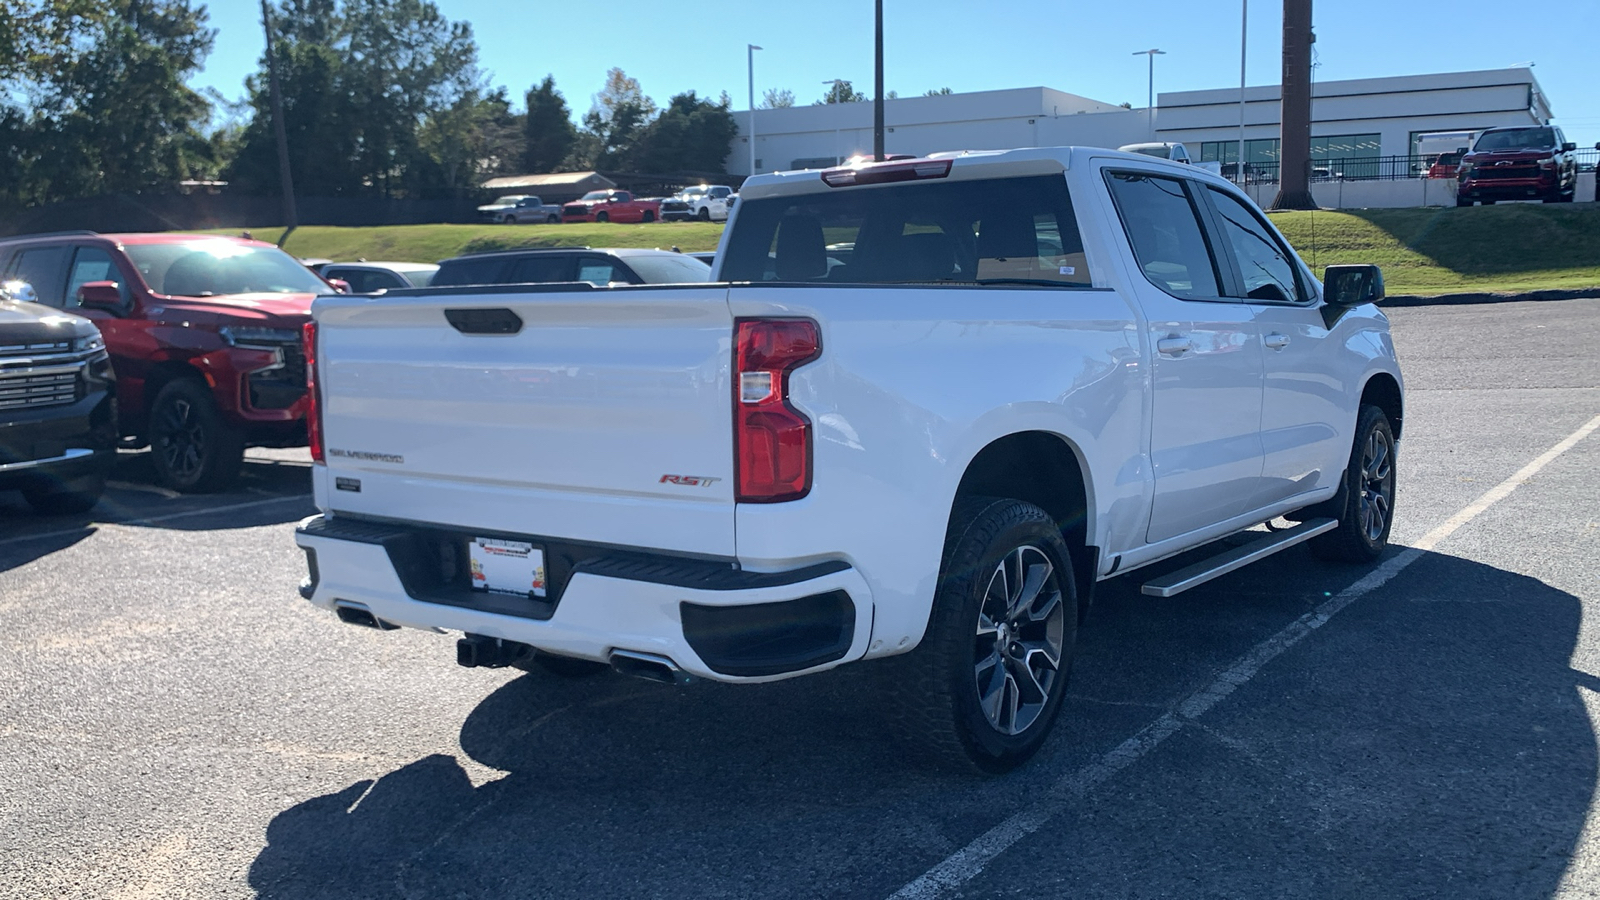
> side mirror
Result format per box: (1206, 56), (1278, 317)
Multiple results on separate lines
(0, 280), (38, 303)
(1561, 142), (1576, 152)
(326, 278), (352, 294)
(77, 281), (127, 314)
(1323, 265), (1385, 307)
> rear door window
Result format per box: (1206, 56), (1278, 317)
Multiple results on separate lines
(433, 257), (515, 287)
(1104, 171), (1223, 301)
(508, 254), (575, 284)
(721, 173), (1093, 288)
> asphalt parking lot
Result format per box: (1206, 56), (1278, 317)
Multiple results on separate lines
(1, 297), (1597, 899)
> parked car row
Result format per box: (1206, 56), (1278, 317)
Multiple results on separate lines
(0, 229), (719, 506)
(477, 185), (739, 225)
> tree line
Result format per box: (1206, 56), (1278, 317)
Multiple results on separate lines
(0, 0), (740, 208)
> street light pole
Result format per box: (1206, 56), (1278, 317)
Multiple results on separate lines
(873, 0), (884, 160)
(1238, 0), (1248, 185)
(747, 44), (762, 176)
(1132, 49), (1166, 141)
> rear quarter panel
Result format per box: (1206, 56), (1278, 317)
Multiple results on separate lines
(728, 284), (1147, 656)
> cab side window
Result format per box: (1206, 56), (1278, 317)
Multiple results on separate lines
(65, 246), (125, 308)
(7, 244), (70, 307)
(1104, 171), (1223, 300)
(1205, 187), (1306, 304)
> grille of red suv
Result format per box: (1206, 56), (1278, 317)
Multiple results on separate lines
(1473, 162), (1543, 180)
(0, 342), (83, 411)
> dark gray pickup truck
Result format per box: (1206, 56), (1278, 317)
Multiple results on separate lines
(0, 280), (116, 513)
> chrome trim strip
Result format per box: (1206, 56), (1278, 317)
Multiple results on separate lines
(0, 447), (95, 473)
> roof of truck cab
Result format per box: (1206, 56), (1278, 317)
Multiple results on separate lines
(738, 145), (1221, 201)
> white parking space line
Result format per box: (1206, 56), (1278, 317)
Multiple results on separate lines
(0, 494), (311, 548)
(889, 411), (1600, 900)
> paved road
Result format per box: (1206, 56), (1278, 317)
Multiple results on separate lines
(1, 299), (1596, 899)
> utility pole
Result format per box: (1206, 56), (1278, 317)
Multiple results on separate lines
(260, 0), (297, 230)
(1132, 49), (1165, 141)
(747, 44), (762, 176)
(873, 0), (885, 160)
(1270, 0), (1316, 209)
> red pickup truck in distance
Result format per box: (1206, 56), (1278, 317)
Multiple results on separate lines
(561, 191), (662, 224)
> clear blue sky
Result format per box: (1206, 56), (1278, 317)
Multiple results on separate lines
(191, 0), (1600, 150)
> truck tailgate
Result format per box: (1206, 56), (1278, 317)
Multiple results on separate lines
(314, 286), (736, 556)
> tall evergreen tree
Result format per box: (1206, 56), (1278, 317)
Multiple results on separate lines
(522, 75), (574, 173)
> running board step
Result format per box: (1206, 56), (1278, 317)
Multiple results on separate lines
(1141, 518), (1338, 598)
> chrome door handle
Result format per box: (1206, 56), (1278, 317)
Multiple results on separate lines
(1264, 333), (1290, 350)
(1156, 337), (1192, 357)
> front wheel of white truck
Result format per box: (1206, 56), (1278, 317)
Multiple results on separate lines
(885, 497), (1078, 774)
(1308, 404), (1396, 563)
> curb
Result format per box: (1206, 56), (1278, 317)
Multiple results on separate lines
(1383, 287), (1600, 307)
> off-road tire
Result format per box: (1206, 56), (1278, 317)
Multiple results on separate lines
(501, 214), (515, 224)
(148, 378), (245, 493)
(595, 211), (610, 223)
(1310, 404), (1396, 563)
(642, 211), (655, 223)
(882, 496), (1078, 774)
(697, 208), (711, 222)
(546, 214), (560, 224)
(23, 472), (105, 515)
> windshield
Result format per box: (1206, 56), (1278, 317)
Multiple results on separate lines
(579, 191), (609, 201)
(679, 186), (708, 197)
(1128, 146), (1170, 158)
(493, 196), (524, 205)
(1474, 128), (1555, 151)
(124, 241), (329, 297)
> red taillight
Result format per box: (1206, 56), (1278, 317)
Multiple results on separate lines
(820, 157), (952, 187)
(302, 320), (324, 463)
(734, 319), (820, 502)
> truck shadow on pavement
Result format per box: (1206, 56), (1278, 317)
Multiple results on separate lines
(249, 549), (1596, 900)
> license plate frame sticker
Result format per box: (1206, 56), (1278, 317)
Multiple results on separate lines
(469, 537), (547, 598)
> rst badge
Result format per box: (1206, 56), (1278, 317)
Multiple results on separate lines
(660, 474), (720, 488)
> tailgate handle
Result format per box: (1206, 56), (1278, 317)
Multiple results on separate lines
(445, 308), (523, 335)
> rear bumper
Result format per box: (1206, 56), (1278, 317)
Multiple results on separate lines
(294, 514), (873, 683)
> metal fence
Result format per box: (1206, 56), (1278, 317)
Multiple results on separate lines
(1224, 148), (1600, 186)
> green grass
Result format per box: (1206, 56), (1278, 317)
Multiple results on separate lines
(1266, 205), (1600, 295)
(213, 204), (1600, 296)
(205, 222), (727, 263)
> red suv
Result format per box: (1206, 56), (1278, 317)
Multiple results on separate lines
(0, 232), (335, 491)
(1456, 125), (1579, 206)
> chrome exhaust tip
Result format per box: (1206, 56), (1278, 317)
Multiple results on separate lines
(609, 649), (693, 685)
(334, 601), (398, 630)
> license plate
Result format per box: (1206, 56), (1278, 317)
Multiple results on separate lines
(469, 537), (547, 598)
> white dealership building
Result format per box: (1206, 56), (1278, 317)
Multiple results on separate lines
(735, 67), (1556, 177)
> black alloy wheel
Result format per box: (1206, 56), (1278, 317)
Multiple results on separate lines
(1311, 404), (1396, 563)
(148, 378), (245, 493)
(883, 496), (1078, 774)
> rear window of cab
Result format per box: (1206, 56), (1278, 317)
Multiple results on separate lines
(721, 174), (1093, 288)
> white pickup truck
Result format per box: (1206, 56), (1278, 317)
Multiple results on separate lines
(295, 146), (1402, 773)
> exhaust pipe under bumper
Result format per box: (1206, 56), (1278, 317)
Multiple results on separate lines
(335, 601), (399, 630)
(609, 649), (693, 685)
